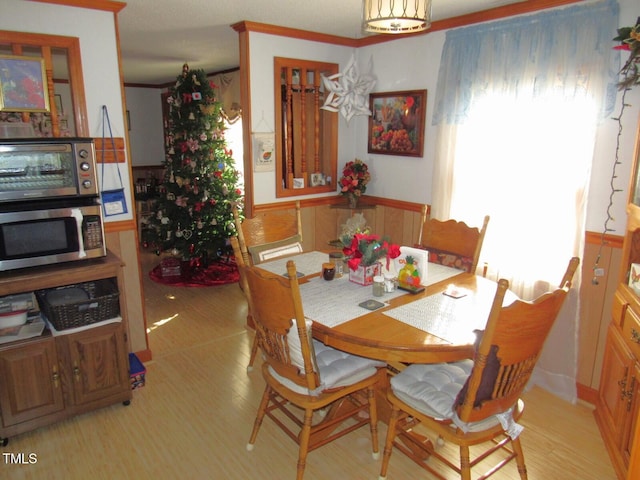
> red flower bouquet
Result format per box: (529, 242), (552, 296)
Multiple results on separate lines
(341, 232), (401, 271)
(339, 159), (370, 198)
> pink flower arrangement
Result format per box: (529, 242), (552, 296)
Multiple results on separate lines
(341, 232), (401, 270)
(339, 159), (370, 197)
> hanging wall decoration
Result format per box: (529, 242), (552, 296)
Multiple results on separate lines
(0, 55), (50, 112)
(367, 89), (427, 157)
(321, 54), (376, 123)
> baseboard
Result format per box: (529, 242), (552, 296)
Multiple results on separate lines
(577, 382), (598, 405)
(134, 348), (152, 363)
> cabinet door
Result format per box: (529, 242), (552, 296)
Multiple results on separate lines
(622, 363), (640, 468)
(598, 325), (635, 448)
(0, 338), (64, 427)
(64, 322), (129, 406)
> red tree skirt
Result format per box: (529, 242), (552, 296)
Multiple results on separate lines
(149, 258), (239, 287)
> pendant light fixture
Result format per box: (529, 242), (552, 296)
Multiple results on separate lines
(362, 0), (432, 34)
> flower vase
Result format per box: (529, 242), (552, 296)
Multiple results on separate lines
(347, 194), (358, 209)
(349, 262), (381, 286)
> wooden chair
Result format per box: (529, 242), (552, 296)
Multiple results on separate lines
(240, 256), (386, 480)
(231, 201), (303, 371)
(232, 201), (303, 265)
(417, 208), (490, 275)
(378, 256), (580, 480)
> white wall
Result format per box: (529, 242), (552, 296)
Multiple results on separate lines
(355, 32), (445, 206)
(248, 32), (357, 204)
(0, 0), (133, 222)
(125, 86), (165, 166)
(247, 0), (640, 238)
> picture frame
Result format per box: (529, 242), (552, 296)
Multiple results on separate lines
(367, 89), (426, 157)
(0, 55), (50, 112)
(309, 172), (326, 187)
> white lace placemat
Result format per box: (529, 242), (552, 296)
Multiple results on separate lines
(382, 293), (490, 344)
(421, 262), (465, 286)
(382, 287), (518, 344)
(299, 275), (406, 328)
(298, 263), (463, 328)
(257, 251), (330, 277)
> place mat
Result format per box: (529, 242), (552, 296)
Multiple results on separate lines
(299, 275), (406, 328)
(383, 288), (518, 344)
(299, 263), (462, 328)
(257, 251), (329, 277)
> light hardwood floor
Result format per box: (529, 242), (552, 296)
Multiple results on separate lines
(1, 250), (617, 479)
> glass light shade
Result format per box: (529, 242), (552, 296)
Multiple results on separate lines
(362, 0), (432, 34)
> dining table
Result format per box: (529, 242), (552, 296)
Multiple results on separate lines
(257, 250), (508, 365)
(256, 250), (509, 452)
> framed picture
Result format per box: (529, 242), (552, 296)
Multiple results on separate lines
(367, 89), (426, 157)
(309, 172), (326, 186)
(0, 55), (50, 112)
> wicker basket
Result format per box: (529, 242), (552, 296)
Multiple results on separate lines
(35, 279), (120, 331)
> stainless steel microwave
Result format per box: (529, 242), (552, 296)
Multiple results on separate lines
(0, 202), (106, 271)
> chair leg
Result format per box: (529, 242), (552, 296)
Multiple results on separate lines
(511, 437), (528, 480)
(247, 333), (259, 373)
(460, 445), (472, 480)
(379, 405), (401, 480)
(367, 385), (380, 459)
(246, 386), (270, 451)
(296, 408), (313, 480)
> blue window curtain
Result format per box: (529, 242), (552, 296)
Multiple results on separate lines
(429, 0), (619, 403)
(433, 0), (619, 126)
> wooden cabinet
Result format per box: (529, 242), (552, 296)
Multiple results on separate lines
(595, 112), (640, 480)
(0, 337), (64, 428)
(596, 321), (639, 477)
(0, 253), (132, 444)
(56, 322), (130, 407)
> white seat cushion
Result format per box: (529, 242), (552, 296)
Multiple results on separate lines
(269, 339), (384, 396)
(390, 361), (473, 420)
(391, 361), (513, 433)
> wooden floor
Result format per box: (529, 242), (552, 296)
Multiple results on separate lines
(1, 249), (617, 479)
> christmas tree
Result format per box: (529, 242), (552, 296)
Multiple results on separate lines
(145, 64), (242, 265)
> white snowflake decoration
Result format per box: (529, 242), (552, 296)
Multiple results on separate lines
(321, 55), (376, 123)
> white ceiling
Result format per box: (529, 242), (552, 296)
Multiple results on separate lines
(117, 0), (526, 85)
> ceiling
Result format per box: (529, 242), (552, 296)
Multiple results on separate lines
(116, 0), (526, 86)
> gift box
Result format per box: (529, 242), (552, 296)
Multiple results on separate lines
(348, 263), (381, 286)
(161, 257), (181, 278)
(129, 353), (146, 390)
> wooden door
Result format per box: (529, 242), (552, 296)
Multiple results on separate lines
(0, 337), (64, 427)
(63, 323), (129, 406)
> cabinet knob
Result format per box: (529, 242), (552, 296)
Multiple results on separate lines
(51, 370), (60, 388)
(631, 328), (640, 344)
(73, 365), (81, 381)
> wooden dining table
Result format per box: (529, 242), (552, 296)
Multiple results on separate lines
(257, 251), (505, 450)
(257, 251), (504, 365)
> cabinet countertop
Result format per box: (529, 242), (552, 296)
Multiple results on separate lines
(0, 251), (124, 296)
